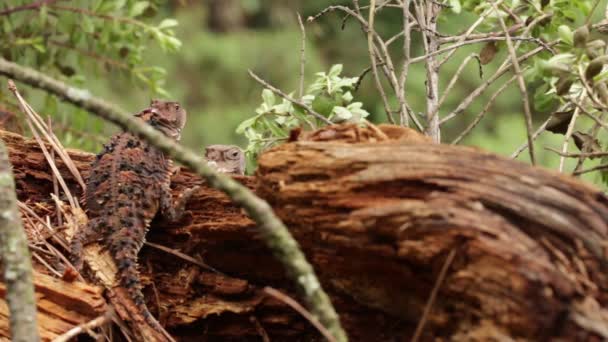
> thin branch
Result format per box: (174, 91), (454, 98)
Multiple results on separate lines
(368, 0), (396, 124)
(398, 0), (411, 126)
(248, 70), (328, 127)
(558, 92), (585, 172)
(411, 36), (546, 65)
(144, 241), (223, 275)
(451, 75), (516, 145)
(573, 163), (608, 176)
(511, 114), (553, 158)
(441, 43), (554, 125)
(296, 13), (306, 99)
(491, 1), (535, 164)
(0, 0), (59, 16)
(0, 109), (40, 342)
(0, 58), (348, 342)
(431, 53), (482, 127)
(545, 147), (608, 158)
(264, 287), (337, 342)
(411, 248), (457, 342)
(52, 312), (111, 342)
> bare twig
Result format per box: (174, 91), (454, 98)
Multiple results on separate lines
(1, 59), (348, 342)
(296, 13), (306, 99)
(52, 312), (111, 342)
(573, 163), (608, 176)
(368, 0), (396, 124)
(398, 0), (412, 126)
(264, 287), (337, 342)
(511, 114), (553, 158)
(491, 1), (535, 164)
(545, 147), (608, 158)
(0, 0), (59, 16)
(441, 43), (554, 125)
(451, 75), (517, 145)
(249, 316), (271, 342)
(144, 241), (223, 275)
(558, 93), (585, 172)
(411, 248), (457, 342)
(15, 89), (86, 191)
(248, 70), (328, 127)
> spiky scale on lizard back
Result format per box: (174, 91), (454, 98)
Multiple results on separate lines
(70, 99), (197, 336)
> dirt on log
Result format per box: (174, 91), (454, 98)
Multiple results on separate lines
(2, 123), (608, 341)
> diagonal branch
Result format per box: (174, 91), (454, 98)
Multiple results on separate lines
(490, 0), (535, 164)
(0, 57), (348, 342)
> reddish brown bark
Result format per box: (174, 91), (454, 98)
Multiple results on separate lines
(3, 124), (608, 341)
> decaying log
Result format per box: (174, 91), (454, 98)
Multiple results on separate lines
(0, 271), (106, 340)
(2, 123), (608, 341)
(256, 124), (608, 340)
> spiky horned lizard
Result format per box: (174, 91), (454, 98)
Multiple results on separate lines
(70, 99), (198, 333)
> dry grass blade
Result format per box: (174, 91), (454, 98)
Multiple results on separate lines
(10, 85), (85, 191)
(8, 81), (81, 208)
(263, 287), (337, 342)
(411, 248), (457, 342)
(52, 312), (111, 342)
(144, 241), (223, 274)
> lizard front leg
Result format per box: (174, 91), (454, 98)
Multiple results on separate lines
(160, 184), (200, 223)
(70, 217), (106, 271)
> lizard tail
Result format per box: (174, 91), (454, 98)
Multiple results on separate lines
(109, 234), (172, 339)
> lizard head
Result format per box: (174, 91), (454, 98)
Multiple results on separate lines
(142, 99), (187, 140)
(204, 145), (246, 175)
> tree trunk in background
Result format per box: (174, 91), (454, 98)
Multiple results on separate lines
(207, 0), (245, 32)
(3, 124), (608, 341)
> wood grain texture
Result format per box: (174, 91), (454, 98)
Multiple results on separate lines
(3, 124), (608, 341)
(256, 124), (608, 340)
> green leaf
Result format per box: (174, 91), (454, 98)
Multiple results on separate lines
(312, 94), (335, 117)
(129, 1), (149, 17)
(39, 5), (48, 25)
(332, 106), (353, 121)
(82, 16), (95, 34)
(158, 19), (179, 30)
(263, 117), (288, 138)
(262, 89), (275, 107)
(558, 25), (573, 45)
(236, 116), (259, 134)
(328, 64), (343, 77)
(343, 91), (353, 103)
(449, 0), (462, 13)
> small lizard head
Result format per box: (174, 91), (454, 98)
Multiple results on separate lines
(144, 99), (187, 140)
(204, 145), (246, 175)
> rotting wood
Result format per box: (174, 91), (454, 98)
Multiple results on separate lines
(3, 124), (608, 340)
(0, 271), (106, 341)
(256, 123), (608, 340)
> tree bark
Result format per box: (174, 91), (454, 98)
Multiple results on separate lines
(0, 138), (40, 342)
(3, 124), (608, 341)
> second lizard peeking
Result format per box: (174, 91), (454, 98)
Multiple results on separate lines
(69, 99), (199, 334)
(204, 144), (246, 175)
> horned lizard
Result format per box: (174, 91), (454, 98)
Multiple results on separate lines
(204, 144), (245, 175)
(70, 99), (198, 335)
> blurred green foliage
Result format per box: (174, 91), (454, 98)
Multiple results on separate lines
(1, 0), (608, 188)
